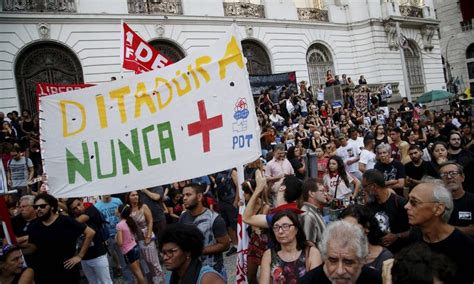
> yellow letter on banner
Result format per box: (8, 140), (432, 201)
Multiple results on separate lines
(134, 82), (157, 119)
(110, 86), (131, 124)
(218, 36), (244, 80)
(60, 100), (86, 137)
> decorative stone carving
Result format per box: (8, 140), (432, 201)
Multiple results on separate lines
(3, 0), (76, 12)
(420, 25), (435, 51)
(37, 23), (50, 39)
(384, 21), (398, 50)
(223, 2), (265, 18)
(297, 8), (329, 22)
(245, 25), (254, 37)
(399, 5), (423, 18)
(127, 0), (182, 15)
(155, 24), (165, 37)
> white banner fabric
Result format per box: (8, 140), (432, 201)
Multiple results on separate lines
(40, 27), (261, 197)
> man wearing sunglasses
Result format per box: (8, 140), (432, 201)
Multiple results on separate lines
(23, 193), (95, 284)
(405, 181), (474, 284)
(439, 162), (474, 236)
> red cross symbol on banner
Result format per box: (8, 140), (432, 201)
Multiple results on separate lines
(187, 100), (223, 153)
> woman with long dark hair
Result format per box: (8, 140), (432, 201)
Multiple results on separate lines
(116, 204), (146, 284)
(430, 141), (449, 171)
(259, 210), (322, 284)
(322, 155), (360, 200)
(125, 191), (162, 283)
(160, 223), (225, 284)
(286, 146), (306, 180)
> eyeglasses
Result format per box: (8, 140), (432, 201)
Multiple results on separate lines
(439, 171), (460, 179)
(272, 223), (295, 232)
(160, 247), (180, 258)
(33, 204), (48, 210)
(407, 198), (438, 208)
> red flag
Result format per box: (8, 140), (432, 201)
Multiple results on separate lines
(122, 22), (173, 74)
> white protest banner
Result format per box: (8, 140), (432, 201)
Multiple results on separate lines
(40, 26), (261, 198)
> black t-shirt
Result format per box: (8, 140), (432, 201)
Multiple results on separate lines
(11, 215), (37, 237)
(368, 193), (410, 253)
(374, 160), (406, 181)
(28, 214), (86, 284)
(409, 228), (474, 284)
(404, 161), (438, 190)
(449, 192), (474, 227)
(290, 158), (305, 180)
(297, 264), (382, 284)
(449, 149), (473, 169)
(83, 205), (107, 260)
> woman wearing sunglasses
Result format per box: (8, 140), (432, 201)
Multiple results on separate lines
(159, 223), (225, 284)
(0, 244), (34, 284)
(259, 209), (322, 284)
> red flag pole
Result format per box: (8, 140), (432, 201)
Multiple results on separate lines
(0, 195), (16, 244)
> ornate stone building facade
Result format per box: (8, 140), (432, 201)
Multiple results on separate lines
(0, 0), (444, 113)
(434, 0), (474, 93)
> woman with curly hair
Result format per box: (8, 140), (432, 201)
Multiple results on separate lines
(159, 223), (225, 284)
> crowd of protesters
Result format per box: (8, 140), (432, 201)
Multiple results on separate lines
(1, 71), (474, 284)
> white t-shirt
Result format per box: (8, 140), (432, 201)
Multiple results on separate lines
(323, 172), (354, 199)
(317, 89), (324, 101)
(359, 149), (376, 171)
(348, 137), (364, 155)
(336, 143), (359, 172)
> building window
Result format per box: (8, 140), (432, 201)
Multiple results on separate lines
(14, 42), (84, 114)
(306, 43), (334, 88)
(467, 44), (474, 81)
(404, 40), (425, 95)
(241, 40), (271, 75)
(148, 40), (185, 63)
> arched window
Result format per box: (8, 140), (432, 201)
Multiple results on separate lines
(467, 44), (474, 91)
(15, 42), (84, 114)
(241, 40), (271, 75)
(467, 44), (474, 80)
(306, 43), (334, 88)
(148, 40), (185, 63)
(404, 40), (425, 95)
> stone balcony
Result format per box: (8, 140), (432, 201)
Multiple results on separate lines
(223, 2), (264, 18)
(399, 5), (423, 18)
(127, 0), (182, 15)
(2, 0), (76, 12)
(297, 8), (328, 22)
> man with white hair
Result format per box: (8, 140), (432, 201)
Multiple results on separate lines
(405, 181), (474, 284)
(298, 220), (381, 284)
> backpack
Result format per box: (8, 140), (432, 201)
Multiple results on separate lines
(215, 169), (236, 204)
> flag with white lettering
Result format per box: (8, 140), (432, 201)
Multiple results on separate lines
(122, 22), (173, 74)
